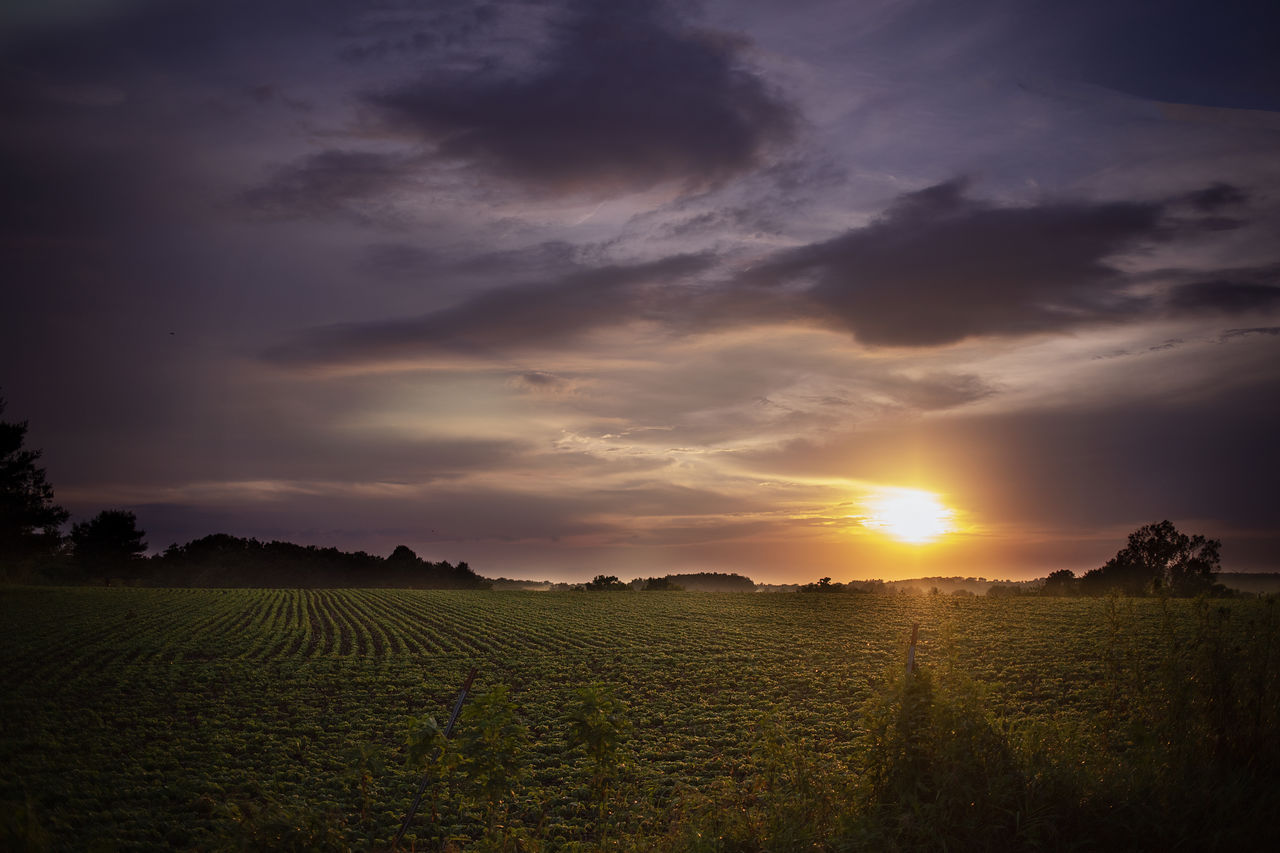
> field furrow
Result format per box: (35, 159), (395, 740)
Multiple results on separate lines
(2, 587), (1276, 853)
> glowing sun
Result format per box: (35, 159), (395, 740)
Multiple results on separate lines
(865, 490), (955, 544)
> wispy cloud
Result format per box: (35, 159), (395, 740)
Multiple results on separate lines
(265, 253), (713, 365)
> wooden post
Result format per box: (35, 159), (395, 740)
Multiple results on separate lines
(906, 622), (919, 675)
(393, 667), (477, 850)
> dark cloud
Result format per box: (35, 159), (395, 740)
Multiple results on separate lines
(358, 242), (582, 292)
(240, 149), (412, 221)
(367, 0), (795, 195)
(748, 178), (1166, 346)
(335, 1), (498, 65)
(514, 371), (571, 394)
(267, 179), (1275, 368)
(360, 243), (441, 278)
(1183, 182), (1250, 213)
(1, 0), (358, 78)
(1220, 327), (1280, 341)
(1167, 281), (1280, 316)
(266, 253), (712, 364)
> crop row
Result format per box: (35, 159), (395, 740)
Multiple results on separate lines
(2, 587), (1266, 850)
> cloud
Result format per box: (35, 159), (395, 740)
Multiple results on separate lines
(884, 372), (996, 410)
(240, 149), (412, 221)
(512, 371), (573, 394)
(1183, 182), (1250, 212)
(742, 369), (1280, 534)
(1219, 327), (1280, 341)
(266, 253), (712, 364)
(0, 0), (358, 78)
(747, 178), (1171, 346)
(266, 179), (1277, 369)
(1167, 281), (1280, 315)
(127, 484), (619, 555)
(367, 0), (795, 195)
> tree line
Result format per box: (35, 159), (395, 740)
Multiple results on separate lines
(574, 572), (758, 592)
(792, 521), (1226, 598)
(0, 396), (487, 588)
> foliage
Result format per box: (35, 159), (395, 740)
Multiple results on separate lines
(565, 684), (629, 801)
(3, 589), (1278, 850)
(1041, 568), (1077, 596)
(0, 796), (51, 853)
(69, 509), (147, 584)
(799, 576), (851, 592)
(341, 741), (384, 824)
(584, 574), (629, 591)
(663, 571), (756, 592)
(213, 797), (349, 852)
(0, 397), (68, 572)
(637, 576), (682, 591)
(852, 664), (1028, 849)
(453, 686), (530, 811)
(1082, 519), (1221, 596)
(151, 533), (491, 588)
(405, 713), (449, 773)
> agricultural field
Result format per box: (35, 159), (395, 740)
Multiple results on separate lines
(1, 587), (1277, 851)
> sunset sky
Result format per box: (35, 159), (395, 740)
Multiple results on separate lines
(3, 0), (1278, 582)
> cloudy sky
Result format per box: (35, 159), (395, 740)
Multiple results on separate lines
(4, 0), (1278, 581)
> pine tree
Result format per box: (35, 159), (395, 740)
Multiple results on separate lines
(0, 397), (69, 567)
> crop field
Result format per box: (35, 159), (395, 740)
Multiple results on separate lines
(1, 587), (1277, 851)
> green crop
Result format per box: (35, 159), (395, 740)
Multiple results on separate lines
(1, 587), (1276, 850)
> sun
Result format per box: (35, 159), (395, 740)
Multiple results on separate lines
(864, 489), (955, 544)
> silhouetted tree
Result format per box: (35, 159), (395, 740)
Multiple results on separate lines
(1041, 569), (1077, 596)
(664, 572), (756, 592)
(585, 574), (628, 591)
(1082, 520), (1221, 596)
(387, 544), (419, 564)
(148, 533), (489, 588)
(70, 510), (147, 585)
(800, 577), (848, 592)
(0, 397), (68, 570)
(640, 576), (682, 591)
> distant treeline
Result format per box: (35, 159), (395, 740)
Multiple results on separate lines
(662, 572), (756, 592)
(490, 571), (759, 592)
(139, 536), (489, 589)
(2, 397), (495, 589)
(784, 576), (1038, 596)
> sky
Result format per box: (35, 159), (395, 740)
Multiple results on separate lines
(3, 0), (1279, 583)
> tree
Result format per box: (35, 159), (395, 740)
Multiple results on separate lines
(1041, 569), (1077, 596)
(640, 576), (682, 591)
(1084, 520), (1221, 597)
(585, 574), (628, 591)
(387, 544), (419, 564)
(70, 510), (147, 585)
(0, 397), (69, 568)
